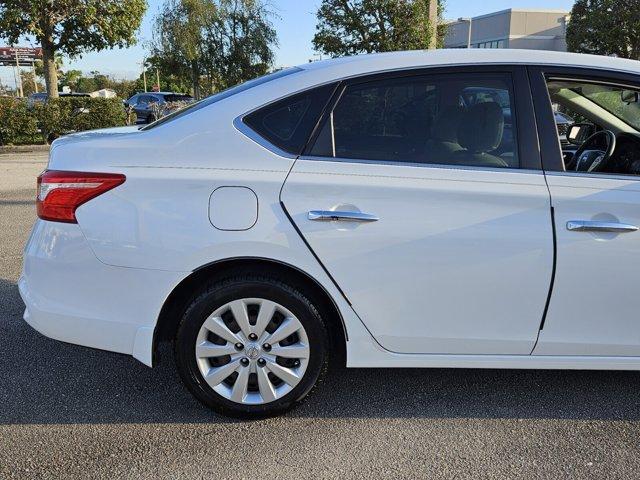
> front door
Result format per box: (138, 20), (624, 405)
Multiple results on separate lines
(281, 66), (554, 354)
(531, 68), (640, 356)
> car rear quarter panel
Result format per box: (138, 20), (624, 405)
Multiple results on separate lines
(60, 68), (349, 272)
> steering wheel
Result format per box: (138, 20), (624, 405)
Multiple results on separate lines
(572, 130), (616, 173)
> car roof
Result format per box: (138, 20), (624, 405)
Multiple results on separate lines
(149, 92), (192, 96)
(139, 50), (638, 132)
(299, 49), (640, 77)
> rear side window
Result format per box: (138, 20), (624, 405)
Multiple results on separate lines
(243, 83), (337, 155)
(308, 73), (519, 169)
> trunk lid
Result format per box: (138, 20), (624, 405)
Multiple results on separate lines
(48, 126), (143, 171)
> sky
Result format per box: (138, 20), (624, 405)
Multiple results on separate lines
(2, 0), (576, 88)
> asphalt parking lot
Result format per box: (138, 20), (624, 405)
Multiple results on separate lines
(1, 149), (640, 479)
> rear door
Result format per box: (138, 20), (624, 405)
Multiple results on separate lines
(281, 66), (555, 355)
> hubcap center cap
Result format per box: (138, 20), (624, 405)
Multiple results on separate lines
(245, 344), (260, 360)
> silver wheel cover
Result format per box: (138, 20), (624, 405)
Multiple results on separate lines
(195, 298), (310, 405)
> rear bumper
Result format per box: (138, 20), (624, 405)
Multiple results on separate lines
(19, 220), (186, 366)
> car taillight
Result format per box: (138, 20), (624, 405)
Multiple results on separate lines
(36, 170), (126, 223)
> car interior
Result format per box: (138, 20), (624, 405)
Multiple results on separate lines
(321, 76), (519, 168)
(546, 79), (640, 175)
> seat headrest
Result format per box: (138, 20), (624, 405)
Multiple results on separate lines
(457, 102), (504, 153)
(431, 106), (463, 143)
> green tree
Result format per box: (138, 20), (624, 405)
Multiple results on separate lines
(88, 72), (113, 91)
(313, 0), (445, 57)
(59, 69), (83, 91)
(110, 79), (142, 99)
(0, 0), (147, 97)
(34, 55), (64, 80)
(567, 0), (640, 59)
(19, 70), (45, 97)
(152, 0), (217, 98)
(145, 56), (193, 93)
(203, 0), (278, 90)
(150, 0), (277, 97)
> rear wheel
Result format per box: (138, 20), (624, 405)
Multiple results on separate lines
(174, 275), (328, 418)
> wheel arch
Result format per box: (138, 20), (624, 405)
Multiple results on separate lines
(153, 257), (347, 366)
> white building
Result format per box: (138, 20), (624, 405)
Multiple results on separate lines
(89, 88), (117, 98)
(445, 9), (570, 51)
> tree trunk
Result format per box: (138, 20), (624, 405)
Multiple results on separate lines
(191, 60), (200, 99)
(42, 41), (59, 98)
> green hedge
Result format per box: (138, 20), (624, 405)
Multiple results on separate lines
(0, 97), (127, 146)
(0, 98), (39, 145)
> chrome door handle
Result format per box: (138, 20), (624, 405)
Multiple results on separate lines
(566, 220), (638, 233)
(308, 210), (379, 222)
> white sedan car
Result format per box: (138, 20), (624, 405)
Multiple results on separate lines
(20, 50), (640, 417)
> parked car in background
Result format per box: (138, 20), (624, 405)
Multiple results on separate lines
(27, 92), (48, 107)
(125, 92), (194, 124)
(22, 50), (640, 418)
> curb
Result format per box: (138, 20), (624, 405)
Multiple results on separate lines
(0, 145), (49, 154)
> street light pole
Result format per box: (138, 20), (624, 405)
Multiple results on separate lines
(458, 17), (473, 48)
(428, 0), (438, 49)
(142, 61), (147, 92)
(11, 65), (19, 98)
(32, 59), (38, 93)
(30, 43), (38, 94)
(14, 48), (23, 97)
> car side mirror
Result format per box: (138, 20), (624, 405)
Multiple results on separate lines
(621, 89), (640, 104)
(567, 123), (595, 145)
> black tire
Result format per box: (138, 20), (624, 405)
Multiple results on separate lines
(174, 275), (329, 418)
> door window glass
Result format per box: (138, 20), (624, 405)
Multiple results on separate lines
(308, 73), (519, 168)
(547, 78), (640, 175)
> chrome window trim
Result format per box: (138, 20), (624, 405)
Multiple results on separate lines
(329, 112), (336, 157)
(545, 170), (640, 182)
(298, 155), (543, 176)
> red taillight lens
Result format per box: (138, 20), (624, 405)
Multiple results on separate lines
(36, 170), (126, 223)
